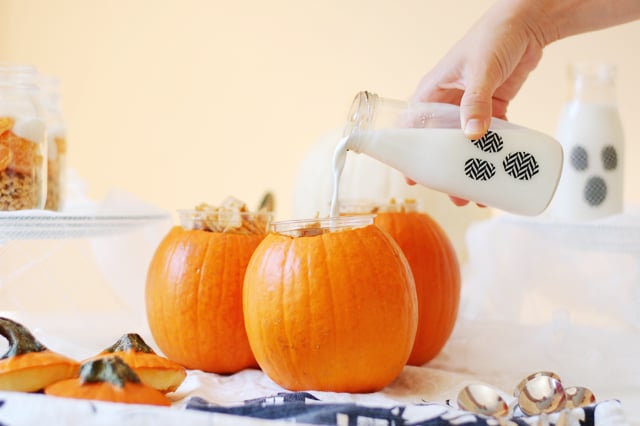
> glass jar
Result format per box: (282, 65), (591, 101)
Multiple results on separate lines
(0, 64), (47, 211)
(549, 62), (624, 220)
(272, 214), (374, 236)
(39, 75), (67, 211)
(339, 91), (563, 216)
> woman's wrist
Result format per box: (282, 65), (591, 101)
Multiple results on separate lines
(539, 0), (640, 41)
(494, 0), (640, 48)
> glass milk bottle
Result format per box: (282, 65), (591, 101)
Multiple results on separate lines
(548, 62), (624, 220)
(40, 75), (67, 211)
(337, 91), (563, 216)
(0, 64), (47, 211)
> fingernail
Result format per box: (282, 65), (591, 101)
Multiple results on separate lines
(464, 119), (486, 139)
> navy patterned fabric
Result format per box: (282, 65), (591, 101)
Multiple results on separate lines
(0, 398), (7, 426)
(185, 392), (600, 426)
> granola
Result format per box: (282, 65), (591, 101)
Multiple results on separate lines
(0, 170), (40, 211)
(45, 136), (67, 211)
(180, 196), (271, 235)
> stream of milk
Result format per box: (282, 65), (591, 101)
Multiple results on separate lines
(329, 136), (350, 218)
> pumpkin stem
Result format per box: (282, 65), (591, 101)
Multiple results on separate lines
(80, 356), (141, 388)
(0, 317), (47, 360)
(102, 333), (156, 354)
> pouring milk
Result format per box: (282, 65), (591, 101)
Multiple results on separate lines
(330, 92), (563, 217)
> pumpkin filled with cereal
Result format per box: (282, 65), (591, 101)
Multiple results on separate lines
(145, 197), (272, 373)
(243, 214), (418, 392)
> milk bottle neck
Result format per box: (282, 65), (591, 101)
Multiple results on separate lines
(344, 91), (418, 153)
(569, 62), (617, 105)
(343, 91), (378, 153)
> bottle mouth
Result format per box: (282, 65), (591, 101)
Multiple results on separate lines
(272, 215), (375, 237)
(570, 61), (617, 84)
(343, 91), (377, 138)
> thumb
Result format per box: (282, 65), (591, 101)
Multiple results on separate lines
(459, 86), (494, 140)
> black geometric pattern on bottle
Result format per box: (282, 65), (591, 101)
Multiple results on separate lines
(584, 176), (607, 206)
(464, 158), (496, 181)
(464, 131), (540, 182)
(601, 145), (618, 171)
(471, 130), (504, 153)
(570, 146), (588, 171)
(502, 152), (540, 180)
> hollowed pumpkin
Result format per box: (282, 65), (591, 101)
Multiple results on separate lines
(373, 203), (460, 365)
(243, 216), (418, 393)
(0, 317), (80, 392)
(145, 202), (271, 373)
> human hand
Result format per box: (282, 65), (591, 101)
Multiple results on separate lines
(412, 0), (550, 140)
(408, 0), (640, 207)
(410, 0), (552, 207)
(406, 176), (485, 207)
(413, 0), (640, 137)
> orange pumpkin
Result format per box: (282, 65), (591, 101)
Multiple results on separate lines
(90, 333), (186, 393)
(0, 317), (80, 392)
(145, 204), (271, 373)
(45, 356), (171, 406)
(243, 215), (418, 393)
(373, 204), (460, 365)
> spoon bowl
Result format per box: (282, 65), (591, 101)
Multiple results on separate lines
(565, 386), (596, 408)
(518, 375), (566, 416)
(457, 383), (509, 417)
(514, 371), (561, 397)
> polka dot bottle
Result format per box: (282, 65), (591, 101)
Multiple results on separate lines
(549, 62), (625, 220)
(341, 92), (563, 216)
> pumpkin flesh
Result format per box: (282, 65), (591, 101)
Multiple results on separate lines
(45, 356), (171, 406)
(0, 358), (79, 392)
(91, 334), (186, 393)
(92, 352), (186, 393)
(46, 380), (171, 406)
(243, 224), (418, 392)
(0, 317), (80, 392)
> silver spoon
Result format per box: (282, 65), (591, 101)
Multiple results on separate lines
(518, 375), (566, 416)
(514, 371), (561, 398)
(565, 386), (596, 408)
(457, 383), (509, 417)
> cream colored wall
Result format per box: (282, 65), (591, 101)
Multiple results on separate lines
(1, 0), (639, 220)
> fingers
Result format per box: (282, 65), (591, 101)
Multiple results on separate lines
(450, 196), (470, 206)
(450, 196), (487, 209)
(408, 183), (484, 209)
(459, 88), (493, 140)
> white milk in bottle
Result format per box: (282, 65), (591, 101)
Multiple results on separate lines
(332, 92), (563, 216)
(547, 62), (624, 220)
